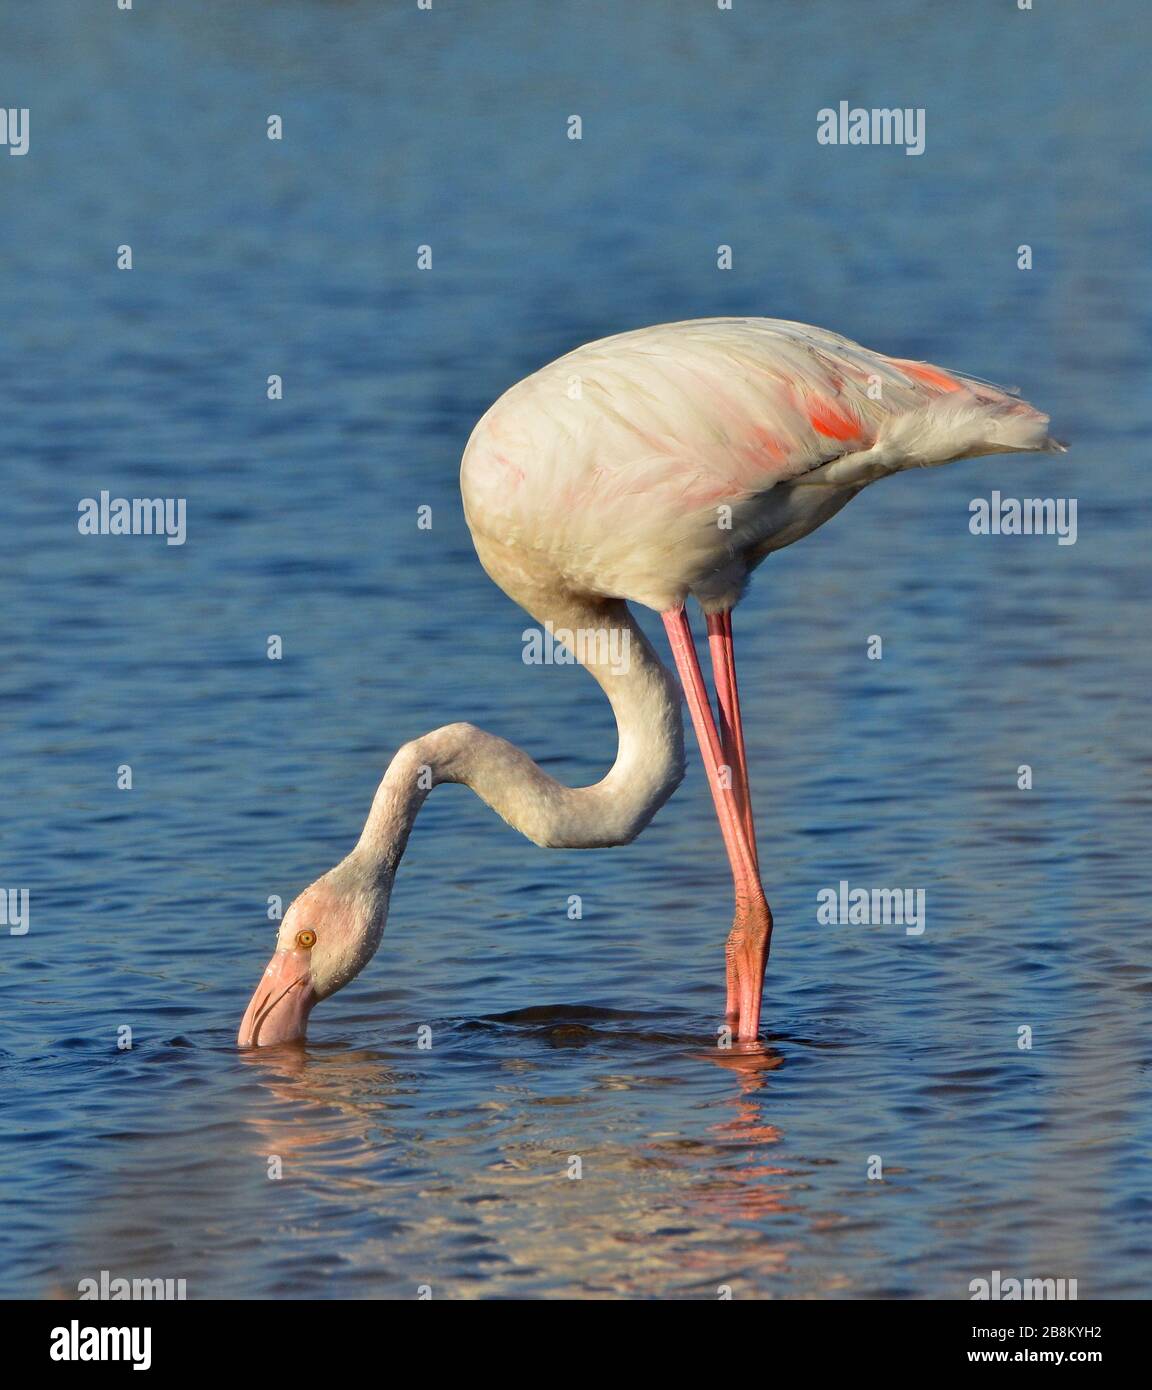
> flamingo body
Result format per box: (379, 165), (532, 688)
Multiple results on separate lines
(462, 317), (1059, 613)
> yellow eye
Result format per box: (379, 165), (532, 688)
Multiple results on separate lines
(295, 929), (317, 950)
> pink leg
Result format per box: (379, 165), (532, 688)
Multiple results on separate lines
(706, 610), (772, 1027)
(663, 606), (772, 1041)
(706, 610), (759, 871)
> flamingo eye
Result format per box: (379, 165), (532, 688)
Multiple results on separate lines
(295, 929), (317, 950)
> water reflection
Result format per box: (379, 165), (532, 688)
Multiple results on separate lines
(222, 1016), (807, 1296)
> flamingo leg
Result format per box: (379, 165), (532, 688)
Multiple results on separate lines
(706, 610), (759, 871)
(706, 609), (772, 1029)
(662, 606), (772, 1041)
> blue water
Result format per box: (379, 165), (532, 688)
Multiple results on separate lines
(1, 1), (1149, 1299)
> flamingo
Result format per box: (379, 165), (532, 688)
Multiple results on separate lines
(238, 317), (1062, 1048)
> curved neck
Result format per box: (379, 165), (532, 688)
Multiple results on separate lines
(353, 594), (684, 870)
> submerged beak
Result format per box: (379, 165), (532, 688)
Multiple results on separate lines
(237, 947), (317, 1047)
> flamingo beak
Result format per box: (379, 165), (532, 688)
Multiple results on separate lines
(237, 947), (317, 1047)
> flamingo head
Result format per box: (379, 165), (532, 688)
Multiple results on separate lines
(236, 859), (390, 1048)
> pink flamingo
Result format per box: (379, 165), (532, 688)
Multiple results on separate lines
(238, 317), (1061, 1048)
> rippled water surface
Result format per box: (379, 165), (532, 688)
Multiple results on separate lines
(1, 2), (1149, 1299)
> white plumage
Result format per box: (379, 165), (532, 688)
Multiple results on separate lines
(462, 317), (1061, 610)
